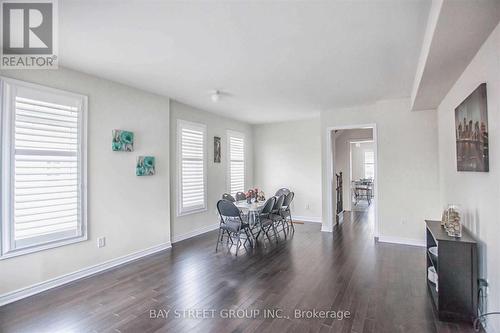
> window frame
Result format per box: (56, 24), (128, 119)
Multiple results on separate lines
(177, 119), (207, 217)
(226, 130), (245, 196)
(0, 77), (88, 260)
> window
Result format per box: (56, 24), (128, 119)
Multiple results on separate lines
(177, 120), (207, 216)
(364, 150), (375, 179)
(227, 130), (245, 196)
(1, 78), (87, 258)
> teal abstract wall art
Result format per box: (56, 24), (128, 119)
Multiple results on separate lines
(112, 130), (134, 151)
(136, 156), (155, 176)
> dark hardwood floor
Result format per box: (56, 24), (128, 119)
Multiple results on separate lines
(0, 208), (479, 333)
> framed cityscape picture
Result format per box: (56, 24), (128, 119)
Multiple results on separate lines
(455, 83), (489, 172)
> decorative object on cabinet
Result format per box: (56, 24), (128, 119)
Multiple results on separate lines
(440, 209), (447, 227)
(444, 204), (462, 238)
(112, 129), (134, 152)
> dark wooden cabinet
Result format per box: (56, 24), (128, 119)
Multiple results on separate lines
(425, 220), (478, 323)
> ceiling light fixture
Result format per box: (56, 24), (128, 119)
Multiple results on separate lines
(211, 90), (220, 102)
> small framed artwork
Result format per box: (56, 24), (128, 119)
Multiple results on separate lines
(136, 156), (155, 176)
(214, 136), (221, 163)
(112, 130), (134, 152)
(455, 83), (489, 172)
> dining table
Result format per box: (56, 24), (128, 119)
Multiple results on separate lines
(234, 200), (266, 227)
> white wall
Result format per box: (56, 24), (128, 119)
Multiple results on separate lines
(334, 129), (373, 211)
(253, 119), (322, 222)
(351, 142), (374, 181)
(0, 68), (171, 296)
(169, 101), (254, 241)
(437, 22), (500, 332)
(321, 99), (440, 242)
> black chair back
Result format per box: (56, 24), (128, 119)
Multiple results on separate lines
(283, 192), (295, 208)
(217, 200), (241, 218)
(275, 188), (290, 196)
(273, 194), (285, 212)
(222, 193), (235, 202)
(235, 192), (246, 201)
(260, 196), (276, 215)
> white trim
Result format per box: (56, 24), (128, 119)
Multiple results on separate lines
(0, 234), (88, 260)
(321, 225), (333, 232)
(0, 77), (89, 101)
(172, 223), (219, 243)
(325, 123), (379, 239)
(0, 77), (88, 258)
(377, 236), (425, 247)
(176, 119), (208, 217)
(293, 216), (322, 223)
(348, 139), (374, 144)
(0, 242), (171, 306)
(1, 79), (10, 256)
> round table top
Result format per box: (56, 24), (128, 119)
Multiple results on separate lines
(234, 200), (266, 211)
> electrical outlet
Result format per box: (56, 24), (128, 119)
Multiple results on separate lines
(97, 237), (106, 248)
(306, 204), (310, 210)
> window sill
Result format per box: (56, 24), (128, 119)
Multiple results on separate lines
(0, 235), (88, 260)
(177, 207), (208, 217)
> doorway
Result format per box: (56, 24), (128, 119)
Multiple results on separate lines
(325, 124), (378, 238)
(349, 140), (375, 212)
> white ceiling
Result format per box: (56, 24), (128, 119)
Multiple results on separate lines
(60, 0), (431, 123)
(411, 0), (500, 111)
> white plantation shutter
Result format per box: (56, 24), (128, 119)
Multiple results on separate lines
(178, 120), (206, 215)
(1, 79), (87, 256)
(227, 131), (245, 196)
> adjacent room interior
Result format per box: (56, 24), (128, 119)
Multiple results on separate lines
(1, 1), (500, 332)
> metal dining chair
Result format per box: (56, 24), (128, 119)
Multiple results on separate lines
(281, 192), (295, 233)
(270, 194), (286, 238)
(275, 188), (290, 197)
(222, 193), (236, 202)
(255, 196), (276, 248)
(215, 199), (253, 256)
(234, 191), (250, 220)
(235, 192), (247, 201)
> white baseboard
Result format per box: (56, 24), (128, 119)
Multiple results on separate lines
(294, 215), (322, 223)
(172, 223), (219, 243)
(0, 242), (171, 306)
(321, 224), (333, 232)
(377, 236), (425, 247)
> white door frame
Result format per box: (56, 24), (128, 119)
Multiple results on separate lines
(324, 124), (379, 238)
